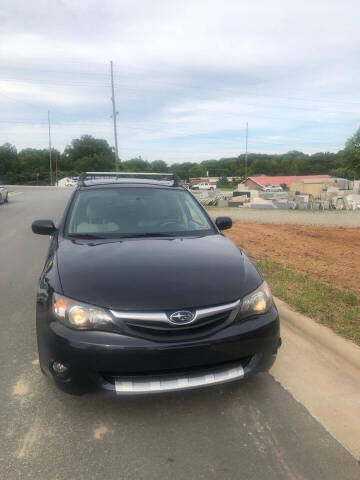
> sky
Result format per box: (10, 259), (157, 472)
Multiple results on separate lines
(1, 0), (360, 163)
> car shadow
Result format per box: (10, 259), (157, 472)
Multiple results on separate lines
(44, 371), (275, 420)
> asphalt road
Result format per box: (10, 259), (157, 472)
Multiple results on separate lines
(1, 187), (359, 480)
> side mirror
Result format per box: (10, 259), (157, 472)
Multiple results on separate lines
(32, 220), (57, 236)
(215, 216), (232, 231)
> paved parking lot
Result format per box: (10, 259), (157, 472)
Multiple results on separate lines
(1, 187), (359, 480)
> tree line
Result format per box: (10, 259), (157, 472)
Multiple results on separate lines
(1, 129), (359, 185)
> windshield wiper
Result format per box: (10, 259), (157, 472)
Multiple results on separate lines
(67, 233), (105, 239)
(118, 232), (177, 238)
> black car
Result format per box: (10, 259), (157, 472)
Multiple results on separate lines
(32, 172), (280, 395)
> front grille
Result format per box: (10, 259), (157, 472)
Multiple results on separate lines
(129, 310), (228, 333)
(122, 311), (233, 342)
(111, 299), (241, 341)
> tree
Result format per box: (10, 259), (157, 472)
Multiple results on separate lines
(17, 148), (62, 184)
(230, 177), (242, 188)
(121, 157), (151, 172)
(150, 160), (168, 172)
(0, 143), (19, 182)
(169, 162), (198, 180)
(248, 158), (268, 175)
(216, 177), (230, 188)
(62, 135), (115, 172)
(188, 165), (206, 178)
(343, 128), (360, 177)
(3, 127), (360, 184)
(75, 154), (116, 172)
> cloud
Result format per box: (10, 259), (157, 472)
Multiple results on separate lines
(0, 0), (359, 161)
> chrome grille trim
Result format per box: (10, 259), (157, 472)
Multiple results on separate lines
(114, 362), (244, 394)
(110, 299), (240, 325)
(110, 311), (169, 322)
(195, 300), (240, 320)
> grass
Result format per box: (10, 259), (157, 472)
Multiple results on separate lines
(256, 259), (360, 345)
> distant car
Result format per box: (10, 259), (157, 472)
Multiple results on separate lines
(0, 180), (8, 204)
(263, 185), (283, 192)
(191, 182), (215, 191)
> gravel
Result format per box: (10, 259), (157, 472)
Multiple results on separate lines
(208, 207), (360, 227)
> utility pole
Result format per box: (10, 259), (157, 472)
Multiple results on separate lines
(244, 122), (248, 179)
(55, 149), (58, 187)
(110, 60), (119, 170)
(48, 110), (53, 186)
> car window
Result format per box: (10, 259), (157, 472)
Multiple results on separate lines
(66, 187), (214, 237)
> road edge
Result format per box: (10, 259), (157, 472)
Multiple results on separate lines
(275, 296), (360, 371)
(273, 296), (360, 460)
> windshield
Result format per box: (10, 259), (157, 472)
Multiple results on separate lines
(65, 187), (215, 238)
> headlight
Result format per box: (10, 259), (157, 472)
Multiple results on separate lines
(240, 281), (273, 317)
(53, 293), (114, 330)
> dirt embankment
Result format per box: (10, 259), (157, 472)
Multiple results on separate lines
(226, 223), (360, 293)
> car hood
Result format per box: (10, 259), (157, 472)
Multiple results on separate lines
(56, 235), (261, 310)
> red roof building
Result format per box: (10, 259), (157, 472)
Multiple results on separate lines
(241, 175), (331, 190)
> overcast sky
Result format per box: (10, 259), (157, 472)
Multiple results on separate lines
(1, 0), (360, 162)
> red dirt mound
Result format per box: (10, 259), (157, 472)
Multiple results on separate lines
(226, 223), (360, 293)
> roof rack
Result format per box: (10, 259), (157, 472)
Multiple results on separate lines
(78, 171), (182, 187)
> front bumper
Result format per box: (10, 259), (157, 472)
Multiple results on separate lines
(37, 305), (280, 395)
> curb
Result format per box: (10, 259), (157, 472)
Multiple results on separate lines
(275, 296), (360, 372)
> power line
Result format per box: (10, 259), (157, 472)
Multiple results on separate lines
(2, 70), (360, 107)
(2, 80), (359, 115)
(2, 67), (360, 107)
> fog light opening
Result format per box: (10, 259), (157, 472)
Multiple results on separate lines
(52, 361), (68, 375)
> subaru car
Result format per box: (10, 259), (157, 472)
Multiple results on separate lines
(32, 172), (280, 395)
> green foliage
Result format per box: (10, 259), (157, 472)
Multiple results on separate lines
(74, 154), (114, 172)
(120, 157), (151, 172)
(188, 164), (206, 178)
(1, 128), (360, 185)
(230, 177), (242, 187)
(257, 259), (360, 345)
(18, 148), (57, 184)
(148, 160), (169, 172)
(168, 162), (198, 179)
(343, 127), (360, 177)
(63, 135), (115, 165)
(0, 143), (19, 182)
(216, 177), (230, 187)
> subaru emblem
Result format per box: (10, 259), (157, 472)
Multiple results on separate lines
(169, 310), (195, 325)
